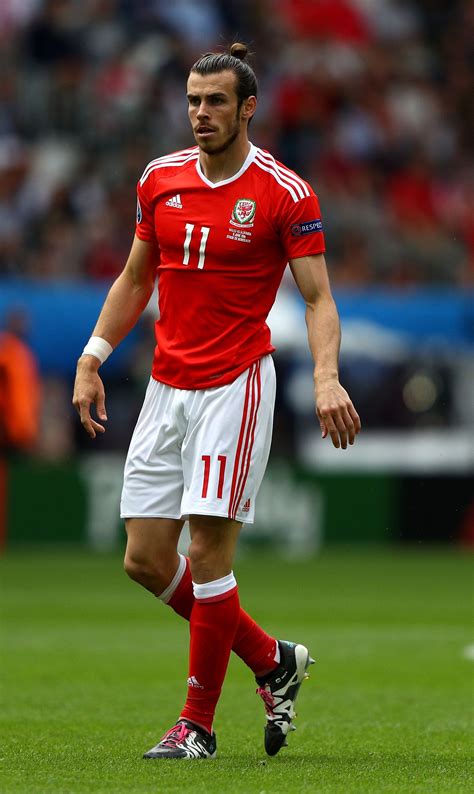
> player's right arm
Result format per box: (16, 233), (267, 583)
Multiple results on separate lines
(73, 235), (156, 438)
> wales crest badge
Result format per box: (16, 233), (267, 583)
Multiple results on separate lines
(231, 198), (256, 226)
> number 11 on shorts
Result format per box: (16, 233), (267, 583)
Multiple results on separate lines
(201, 454), (227, 499)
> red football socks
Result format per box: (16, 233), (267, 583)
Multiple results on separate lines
(165, 555), (278, 678)
(180, 574), (240, 733)
(164, 555), (193, 617)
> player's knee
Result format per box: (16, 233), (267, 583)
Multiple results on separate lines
(123, 547), (180, 593)
(188, 516), (240, 580)
(188, 538), (207, 570)
(188, 536), (231, 582)
(123, 551), (155, 585)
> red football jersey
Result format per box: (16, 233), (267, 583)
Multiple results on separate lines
(135, 143), (325, 389)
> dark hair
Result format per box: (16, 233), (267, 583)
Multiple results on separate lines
(190, 43), (258, 105)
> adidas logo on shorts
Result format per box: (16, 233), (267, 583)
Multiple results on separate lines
(165, 194), (183, 208)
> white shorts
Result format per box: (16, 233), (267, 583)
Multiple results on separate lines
(120, 355), (275, 524)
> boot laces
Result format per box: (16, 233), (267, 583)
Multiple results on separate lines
(256, 686), (276, 716)
(160, 722), (192, 748)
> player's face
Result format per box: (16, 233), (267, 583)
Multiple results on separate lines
(187, 71), (252, 155)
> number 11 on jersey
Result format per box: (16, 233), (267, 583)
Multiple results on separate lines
(183, 223), (210, 269)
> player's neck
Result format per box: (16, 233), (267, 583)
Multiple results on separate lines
(198, 138), (251, 184)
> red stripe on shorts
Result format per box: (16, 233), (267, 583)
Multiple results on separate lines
(230, 364), (258, 519)
(229, 361), (261, 520)
(228, 363), (256, 520)
(232, 360), (261, 519)
(231, 362), (258, 519)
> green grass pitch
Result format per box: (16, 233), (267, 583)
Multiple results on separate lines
(2, 548), (473, 793)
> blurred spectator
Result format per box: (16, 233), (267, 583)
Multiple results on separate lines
(0, 308), (41, 453)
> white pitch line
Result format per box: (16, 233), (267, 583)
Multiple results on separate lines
(462, 644), (474, 660)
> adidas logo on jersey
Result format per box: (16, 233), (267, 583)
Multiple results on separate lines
(165, 194), (183, 208)
(242, 498), (251, 513)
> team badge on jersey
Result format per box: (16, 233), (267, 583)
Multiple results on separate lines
(136, 197), (142, 224)
(231, 198), (256, 227)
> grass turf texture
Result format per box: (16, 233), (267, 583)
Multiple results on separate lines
(1, 548), (473, 793)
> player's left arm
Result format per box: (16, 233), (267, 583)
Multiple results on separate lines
(289, 253), (361, 449)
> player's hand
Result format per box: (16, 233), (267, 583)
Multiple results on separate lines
(315, 379), (361, 449)
(72, 356), (107, 439)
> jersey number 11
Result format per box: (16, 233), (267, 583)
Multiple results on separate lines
(183, 223), (210, 269)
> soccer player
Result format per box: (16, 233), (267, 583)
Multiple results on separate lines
(73, 43), (361, 760)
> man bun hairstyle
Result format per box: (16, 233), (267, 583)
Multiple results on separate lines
(190, 42), (258, 106)
(229, 42), (249, 61)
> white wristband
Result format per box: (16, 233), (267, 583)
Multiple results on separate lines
(81, 336), (113, 364)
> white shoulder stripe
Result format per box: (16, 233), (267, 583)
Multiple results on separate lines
(140, 152), (199, 186)
(140, 149), (198, 182)
(254, 155), (300, 202)
(255, 153), (309, 202)
(140, 148), (198, 179)
(256, 149), (310, 198)
(276, 165), (310, 198)
(143, 146), (198, 171)
(256, 148), (310, 191)
(263, 160), (306, 200)
(140, 155), (199, 186)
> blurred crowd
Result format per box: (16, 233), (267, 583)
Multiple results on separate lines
(0, 0), (472, 286)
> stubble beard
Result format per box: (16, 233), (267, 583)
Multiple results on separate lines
(196, 114), (241, 156)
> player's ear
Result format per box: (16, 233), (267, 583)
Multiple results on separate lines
(241, 96), (257, 121)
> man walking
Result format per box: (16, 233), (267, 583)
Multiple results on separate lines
(73, 43), (360, 760)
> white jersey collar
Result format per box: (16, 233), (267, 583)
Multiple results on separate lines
(195, 142), (257, 189)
